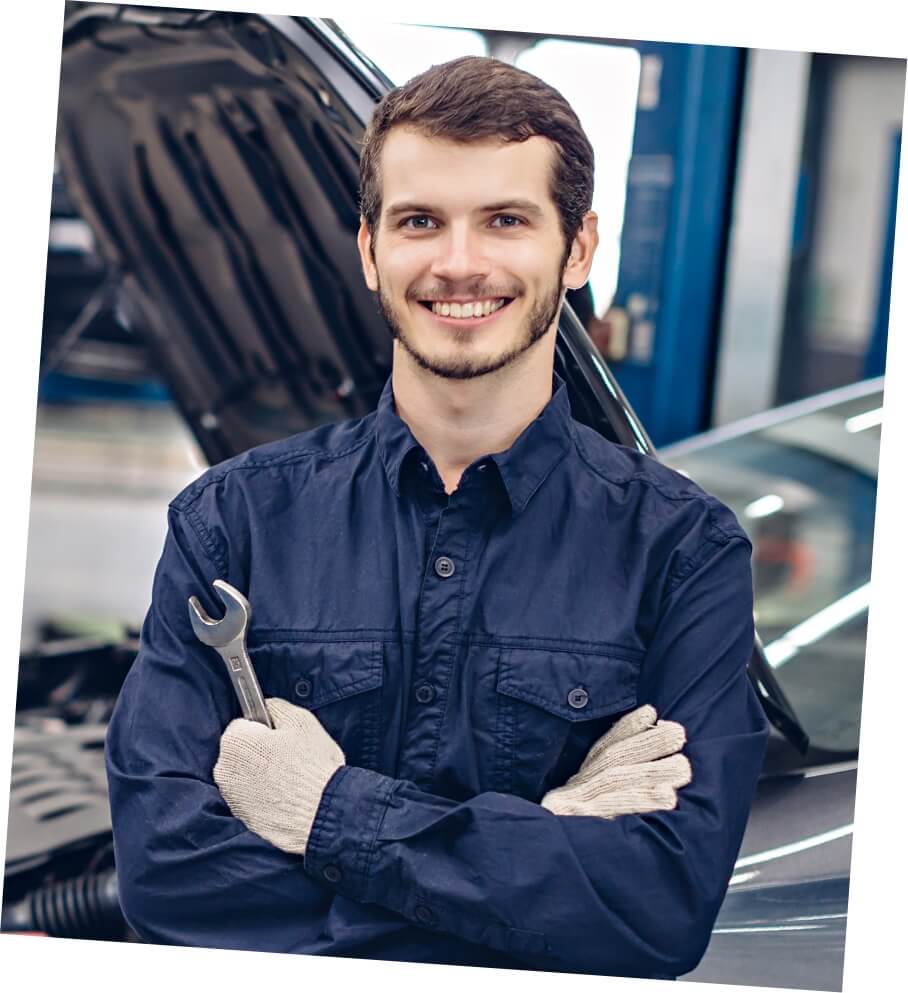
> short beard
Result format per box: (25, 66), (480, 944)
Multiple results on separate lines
(374, 260), (568, 381)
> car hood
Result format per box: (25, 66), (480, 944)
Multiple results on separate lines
(56, 9), (404, 462)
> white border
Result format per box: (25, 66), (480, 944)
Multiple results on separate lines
(1, 4), (905, 993)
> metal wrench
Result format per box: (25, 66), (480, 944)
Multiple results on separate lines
(187, 579), (273, 728)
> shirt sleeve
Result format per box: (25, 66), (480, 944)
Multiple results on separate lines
(303, 530), (770, 978)
(104, 503), (339, 951)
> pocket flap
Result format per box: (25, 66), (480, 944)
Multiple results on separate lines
(252, 639), (383, 708)
(496, 646), (639, 721)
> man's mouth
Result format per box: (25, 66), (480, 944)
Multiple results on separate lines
(417, 297), (514, 322)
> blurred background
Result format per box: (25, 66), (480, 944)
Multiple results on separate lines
(6, 7), (903, 987)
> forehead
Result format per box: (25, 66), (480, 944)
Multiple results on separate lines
(377, 127), (558, 216)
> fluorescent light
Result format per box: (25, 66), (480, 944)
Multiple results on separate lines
(845, 407), (883, 433)
(745, 494), (784, 518)
(763, 583), (871, 668)
(728, 870), (761, 886)
(734, 823), (853, 868)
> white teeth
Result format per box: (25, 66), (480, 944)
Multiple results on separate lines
(431, 298), (508, 319)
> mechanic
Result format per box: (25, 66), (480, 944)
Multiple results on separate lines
(105, 56), (769, 978)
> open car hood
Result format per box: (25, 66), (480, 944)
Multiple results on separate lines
(55, 4), (807, 755)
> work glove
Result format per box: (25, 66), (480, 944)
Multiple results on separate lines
(541, 704), (691, 819)
(213, 697), (345, 856)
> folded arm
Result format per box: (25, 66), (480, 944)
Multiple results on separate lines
(108, 502), (768, 975)
(299, 535), (769, 976)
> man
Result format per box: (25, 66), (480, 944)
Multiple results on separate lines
(105, 56), (769, 978)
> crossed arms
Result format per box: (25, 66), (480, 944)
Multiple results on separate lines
(105, 504), (769, 977)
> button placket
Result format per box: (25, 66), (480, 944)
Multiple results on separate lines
(397, 505), (472, 787)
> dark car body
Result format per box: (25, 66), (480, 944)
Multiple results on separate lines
(5, 7), (871, 991)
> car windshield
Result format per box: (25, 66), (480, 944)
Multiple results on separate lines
(664, 389), (882, 756)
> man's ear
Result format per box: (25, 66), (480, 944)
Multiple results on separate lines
(357, 217), (379, 292)
(562, 211), (599, 291)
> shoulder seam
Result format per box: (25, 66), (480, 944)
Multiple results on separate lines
(573, 427), (711, 508)
(175, 502), (228, 577)
(171, 421), (376, 513)
(668, 533), (751, 593)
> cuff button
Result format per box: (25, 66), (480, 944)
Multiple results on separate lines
(414, 905), (437, 927)
(323, 864), (342, 883)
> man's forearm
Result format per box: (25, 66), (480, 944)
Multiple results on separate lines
(302, 709), (767, 978)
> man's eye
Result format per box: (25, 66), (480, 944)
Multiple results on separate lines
(401, 216), (437, 230)
(490, 214), (523, 228)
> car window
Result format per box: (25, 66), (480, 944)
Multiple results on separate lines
(665, 393), (881, 756)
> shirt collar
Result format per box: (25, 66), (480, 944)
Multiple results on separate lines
(375, 372), (574, 514)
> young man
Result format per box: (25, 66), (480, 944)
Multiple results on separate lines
(105, 56), (769, 978)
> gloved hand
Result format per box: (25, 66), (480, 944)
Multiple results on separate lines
(213, 697), (345, 855)
(541, 704), (691, 818)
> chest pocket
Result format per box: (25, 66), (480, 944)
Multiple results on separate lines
(489, 645), (642, 802)
(248, 638), (384, 772)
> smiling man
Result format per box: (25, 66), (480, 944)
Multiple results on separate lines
(105, 56), (769, 979)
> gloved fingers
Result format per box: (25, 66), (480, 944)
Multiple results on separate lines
(561, 751), (692, 800)
(598, 704), (657, 750)
(265, 697), (346, 766)
(217, 715), (272, 757)
(598, 719), (687, 770)
(266, 696), (317, 730)
(578, 718), (686, 779)
(595, 753), (691, 792)
(213, 722), (269, 806)
(542, 782), (681, 819)
(624, 752), (692, 790)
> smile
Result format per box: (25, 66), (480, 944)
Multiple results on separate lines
(418, 297), (514, 326)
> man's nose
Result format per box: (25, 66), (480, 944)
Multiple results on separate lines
(429, 223), (491, 284)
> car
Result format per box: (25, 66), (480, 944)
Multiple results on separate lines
(664, 377), (879, 990)
(4, 8), (874, 990)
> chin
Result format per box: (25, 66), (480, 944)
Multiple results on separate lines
(399, 331), (544, 382)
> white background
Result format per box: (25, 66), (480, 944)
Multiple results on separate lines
(0, 3), (905, 992)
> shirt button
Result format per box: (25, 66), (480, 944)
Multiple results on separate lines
(414, 683), (436, 704)
(567, 687), (589, 710)
(434, 556), (455, 578)
(294, 678), (312, 700)
(323, 864), (342, 883)
(414, 905), (437, 927)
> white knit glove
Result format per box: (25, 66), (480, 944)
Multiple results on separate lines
(541, 704), (691, 818)
(213, 697), (345, 855)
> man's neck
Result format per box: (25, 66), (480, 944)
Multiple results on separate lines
(391, 342), (556, 495)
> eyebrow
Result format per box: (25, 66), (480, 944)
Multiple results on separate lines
(384, 199), (546, 220)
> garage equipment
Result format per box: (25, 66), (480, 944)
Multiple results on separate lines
(188, 580), (273, 728)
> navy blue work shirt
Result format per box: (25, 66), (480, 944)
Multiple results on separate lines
(105, 373), (769, 978)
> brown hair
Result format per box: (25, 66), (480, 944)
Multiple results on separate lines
(359, 56), (594, 255)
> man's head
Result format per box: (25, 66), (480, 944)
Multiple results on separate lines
(356, 56), (598, 382)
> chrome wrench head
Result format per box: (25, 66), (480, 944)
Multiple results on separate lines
(188, 579), (251, 647)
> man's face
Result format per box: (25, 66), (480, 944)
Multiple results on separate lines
(357, 128), (582, 381)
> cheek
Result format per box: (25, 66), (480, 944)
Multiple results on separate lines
(376, 245), (429, 295)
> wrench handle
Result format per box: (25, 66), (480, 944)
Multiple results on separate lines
(218, 644), (273, 728)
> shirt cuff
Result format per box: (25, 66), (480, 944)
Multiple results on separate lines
(304, 764), (396, 902)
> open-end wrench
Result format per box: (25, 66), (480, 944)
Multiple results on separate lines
(187, 579), (273, 728)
